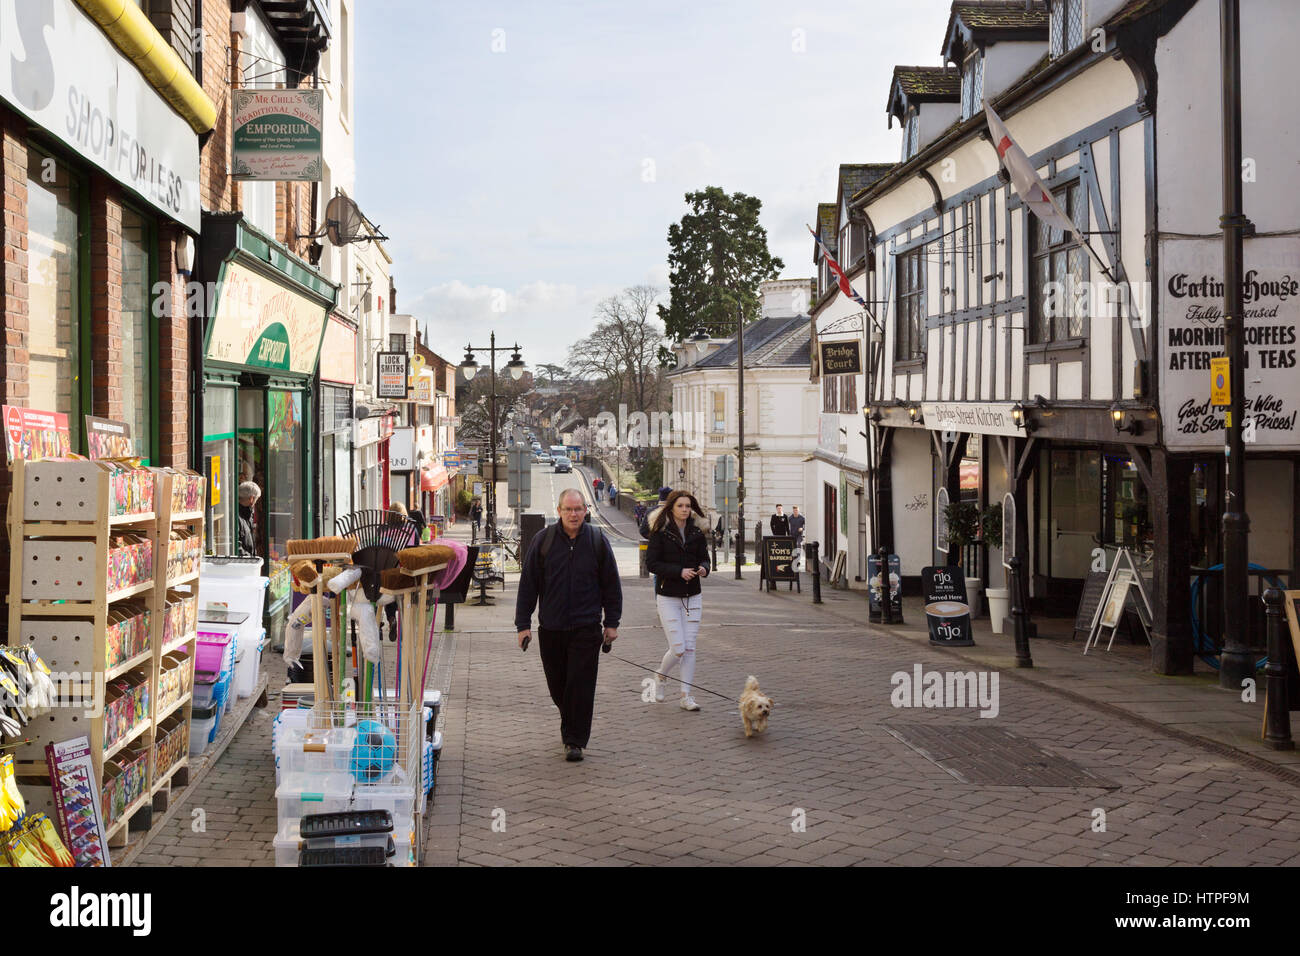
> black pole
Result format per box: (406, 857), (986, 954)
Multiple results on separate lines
(735, 304), (745, 579)
(808, 542), (822, 604)
(1219, 0), (1253, 690)
(1263, 588), (1294, 749)
(487, 330), (497, 546)
(1009, 555), (1033, 668)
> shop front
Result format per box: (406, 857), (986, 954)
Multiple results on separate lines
(197, 214), (337, 636)
(354, 413), (396, 512)
(318, 315), (357, 537)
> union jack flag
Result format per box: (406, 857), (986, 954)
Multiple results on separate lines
(808, 223), (868, 309)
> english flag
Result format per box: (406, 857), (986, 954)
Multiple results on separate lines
(808, 224), (869, 309)
(984, 103), (1079, 244)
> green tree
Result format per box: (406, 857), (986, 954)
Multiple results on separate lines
(658, 186), (785, 346)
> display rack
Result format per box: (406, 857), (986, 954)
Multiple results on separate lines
(3, 460), (202, 856)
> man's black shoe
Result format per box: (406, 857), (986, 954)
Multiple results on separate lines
(565, 745), (583, 762)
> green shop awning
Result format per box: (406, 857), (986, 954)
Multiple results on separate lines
(201, 214), (339, 377)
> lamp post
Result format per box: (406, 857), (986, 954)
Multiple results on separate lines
(459, 331), (525, 545)
(735, 305), (746, 579)
(1218, 0), (1253, 690)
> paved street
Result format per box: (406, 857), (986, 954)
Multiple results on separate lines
(132, 461), (1300, 867)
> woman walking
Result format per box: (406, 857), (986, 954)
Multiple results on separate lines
(646, 490), (711, 710)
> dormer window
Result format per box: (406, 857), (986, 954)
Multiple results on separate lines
(1049, 0), (1084, 58)
(960, 52), (983, 120)
(902, 108), (919, 161)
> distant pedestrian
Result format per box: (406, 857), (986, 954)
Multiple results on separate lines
(515, 489), (622, 762)
(646, 490), (710, 711)
(789, 506), (806, 544)
(770, 504), (790, 537)
(470, 498), (483, 540)
(608, 483), (618, 506)
(594, 477), (604, 497)
(633, 501), (647, 526)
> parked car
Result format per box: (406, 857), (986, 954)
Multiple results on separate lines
(553, 457), (572, 473)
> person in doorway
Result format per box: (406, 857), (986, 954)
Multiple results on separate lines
(238, 482), (261, 557)
(515, 489), (622, 762)
(470, 498), (483, 541)
(646, 490), (711, 711)
(770, 504), (791, 537)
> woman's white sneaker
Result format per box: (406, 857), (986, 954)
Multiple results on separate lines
(680, 697), (700, 711)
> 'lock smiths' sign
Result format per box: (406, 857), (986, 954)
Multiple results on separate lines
(819, 341), (862, 376)
(376, 352), (409, 399)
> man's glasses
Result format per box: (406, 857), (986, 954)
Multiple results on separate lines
(559, 507), (586, 514)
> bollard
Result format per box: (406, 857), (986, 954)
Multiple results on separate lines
(1263, 588), (1294, 750)
(734, 533), (743, 579)
(639, 541), (649, 578)
(444, 601), (455, 632)
(807, 541), (822, 604)
(1009, 556), (1033, 668)
(878, 547), (894, 625)
(711, 533), (718, 576)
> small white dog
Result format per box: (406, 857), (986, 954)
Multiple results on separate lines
(739, 676), (774, 738)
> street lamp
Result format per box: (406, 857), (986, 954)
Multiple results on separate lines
(459, 331), (525, 544)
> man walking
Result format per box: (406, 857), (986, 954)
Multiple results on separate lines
(770, 504), (791, 537)
(516, 489), (622, 762)
(469, 498), (483, 542)
(789, 505), (806, 571)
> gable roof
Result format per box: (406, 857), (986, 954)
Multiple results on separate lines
(887, 65), (961, 124)
(943, 1), (1049, 63)
(839, 164), (894, 210)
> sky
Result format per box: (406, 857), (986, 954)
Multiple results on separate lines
(355, 0), (956, 367)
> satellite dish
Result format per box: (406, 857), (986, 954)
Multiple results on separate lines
(325, 194), (366, 246)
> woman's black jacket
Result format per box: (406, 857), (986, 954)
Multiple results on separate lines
(646, 519), (711, 597)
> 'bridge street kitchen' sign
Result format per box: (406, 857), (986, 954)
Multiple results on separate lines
(1160, 237), (1300, 450)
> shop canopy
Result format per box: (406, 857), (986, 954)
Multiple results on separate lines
(421, 463), (450, 492)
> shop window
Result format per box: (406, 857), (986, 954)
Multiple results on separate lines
(1030, 181), (1089, 343)
(418, 405), (433, 427)
(120, 206), (153, 461)
(895, 247), (924, 361)
(1103, 453), (1152, 554)
(202, 387), (237, 555)
(27, 151), (83, 432)
(266, 390), (304, 574)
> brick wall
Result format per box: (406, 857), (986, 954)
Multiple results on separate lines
(157, 224), (189, 467)
(199, 0), (235, 214)
(89, 178), (124, 421)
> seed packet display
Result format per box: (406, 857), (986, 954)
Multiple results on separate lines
(45, 737), (111, 867)
(107, 533), (153, 593)
(105, 463), (154, 516)
(171, 470), (205, 513)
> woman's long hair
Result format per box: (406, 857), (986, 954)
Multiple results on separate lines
(650, 489), (706, 535)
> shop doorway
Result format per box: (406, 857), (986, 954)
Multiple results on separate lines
(1035, 447), (1101, 613)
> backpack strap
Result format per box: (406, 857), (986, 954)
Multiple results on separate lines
(537, 522), (607, 596)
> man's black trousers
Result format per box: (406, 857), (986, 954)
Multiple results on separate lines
(538, 624), (603, 749)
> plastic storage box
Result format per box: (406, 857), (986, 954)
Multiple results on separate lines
(274, 818), (412, 867)
(234, 628), (265, 699)
(276, 725), (357, 776)
(195, 628), (236, 680)
(276, 771), (354, 822)
(190, 702), (218, 755)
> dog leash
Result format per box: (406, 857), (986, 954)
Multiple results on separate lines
(601, 648), (738, 703)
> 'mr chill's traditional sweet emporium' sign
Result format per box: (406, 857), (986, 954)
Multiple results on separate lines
(232, 89), (324, 181)
(1161, 237), (1300, 450)
(205, 263), (327, 375)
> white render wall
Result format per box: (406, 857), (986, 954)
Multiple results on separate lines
(1156, 0), (1300, 234)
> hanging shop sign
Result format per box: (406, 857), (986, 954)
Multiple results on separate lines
(3, 406), (71, 463)
(85, 417), (134, 460)
(819, 340), (862, 376)
(319, 317), (357, 385)
(1161, 237), (1300, 450)
(413, 372), (434, 404)
(232, 89), (324, 181)
(377, 352), (410, 399)
(0, 0), (202, 230)
(920, 401), (1022, 438)
(389, 427), (415, 471)
(922, 566), (974, 647)
(206, 262), (328, 375)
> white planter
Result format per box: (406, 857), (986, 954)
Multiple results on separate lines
(986, 587), (1011, 634)
(965, 579), (983, 618)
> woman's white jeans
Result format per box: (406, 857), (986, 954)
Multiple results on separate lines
(656, 593), (702, 697)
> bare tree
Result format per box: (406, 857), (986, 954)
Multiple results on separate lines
(568, 285), (665, 413)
